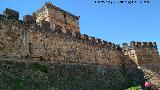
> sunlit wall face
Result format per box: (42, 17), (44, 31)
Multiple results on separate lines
(0, 0), (159, 53)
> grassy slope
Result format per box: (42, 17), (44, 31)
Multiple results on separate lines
(0, 59), (145, 90)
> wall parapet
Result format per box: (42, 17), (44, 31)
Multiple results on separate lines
(3, 8), (19, 20)
(0, 7), (159, 68)
(0, 8), (122, 52)
(122, 41), (158, 49)
(23, 15), (36, 24)
(130, 41), (157, 48)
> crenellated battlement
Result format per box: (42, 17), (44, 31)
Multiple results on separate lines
(3, 8), (19, 20)
(23, 15), (36, 24)
(0, 8), (158, 52)
(0, 8), (121, 52)
(0, 2), (159, 67)
(0, 3), (160, 88)
(123, 41), (159, 65)
(130, 41), (157, 48)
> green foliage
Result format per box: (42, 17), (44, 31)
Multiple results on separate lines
(13, 75), (24, 90)
(30, 63), (48, 73)
(126, 86), (140, 90)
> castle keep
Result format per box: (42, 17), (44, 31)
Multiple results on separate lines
(34, 2), (80, 35)
(0, 2), (159, 67)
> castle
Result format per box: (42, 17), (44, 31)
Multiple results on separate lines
(0, 2), (159, 67)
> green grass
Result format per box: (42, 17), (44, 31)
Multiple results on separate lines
(14, 75), (24, 90)
(30, 63), (48, 73)
(126, 86), (140, 90)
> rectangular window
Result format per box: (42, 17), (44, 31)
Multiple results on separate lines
(29, 42), (33, 56)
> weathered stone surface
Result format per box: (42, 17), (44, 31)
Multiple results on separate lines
(23, 15), (36, 24)
(0, 2), (160, 89)
(0, 17), (123, 66)
(3, 8), (19, 20)
(35, 2), (80, 35)
(0, 58), (146, 90)
(139, 62), (160, 89)
(123, 42), (159, 65)
(123, 42), (160, 89)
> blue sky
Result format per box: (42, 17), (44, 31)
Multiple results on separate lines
(0, 0), (159, 51)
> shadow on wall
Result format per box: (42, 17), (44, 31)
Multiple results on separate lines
(139, 60), (160, 89)
(122, 56), (146, 89)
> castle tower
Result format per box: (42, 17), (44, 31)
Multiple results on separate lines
(34, 1), (80, 35)
(122, 41), (159, 65)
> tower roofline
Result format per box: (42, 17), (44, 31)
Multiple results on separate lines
(41, 1), (80, 20)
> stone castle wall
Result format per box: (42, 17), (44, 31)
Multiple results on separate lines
(0, 10), (123, 67)
(122, 41), (159, 65)
(0, 5), (160, 89)
(0, 15), (28, 58)
(0, 8), (159, 67)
